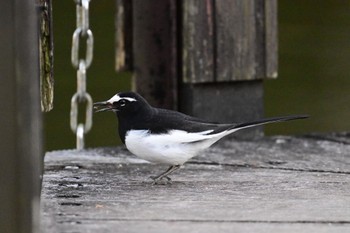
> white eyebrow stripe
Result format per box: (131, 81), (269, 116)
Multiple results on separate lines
(107, 94), (137, 103)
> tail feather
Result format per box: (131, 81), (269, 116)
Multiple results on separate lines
(195, 115), (308, 148)
(233, 115), (309, 131)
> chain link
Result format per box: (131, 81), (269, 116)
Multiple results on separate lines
(76, 124), (85, 150)
(71, 28), (94, 68)
(70, 0), (93, 149)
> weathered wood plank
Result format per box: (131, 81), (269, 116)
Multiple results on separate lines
(41, 135), (350, 232)
(0, 0), (42, 232)
(38, 0), (54, 111)
(254, 0), (266, 79)
(115, 0), (133, 71)
(182, 0), (215, 83)
(132, 0), (178, 109)
(306, 132), (350, 145)
(182, 0), (278, 83)
(42, 162), (350, 224)
(215, 0), (257, 81)
(194, 136), (350, 173)
(265, 0), (278, 78)
(252, 0), (278, 79)
(180, 81), (264, 139)
(40, 219), (350, 233)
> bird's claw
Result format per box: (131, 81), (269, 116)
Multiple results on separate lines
(150, 175), (172, 185)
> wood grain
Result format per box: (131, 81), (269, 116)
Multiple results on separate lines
(182, 0), (215, 83)
(41, 134), (350, 232)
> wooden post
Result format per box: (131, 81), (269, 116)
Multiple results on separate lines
(132, 0), (178, 109)
(180, 82), (264, 138)
(0, 0), (42, 232)
(115, 0), (277, 137)
(180, 0), (277, 138)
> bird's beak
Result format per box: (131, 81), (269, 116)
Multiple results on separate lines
(93, 101), (114, 113)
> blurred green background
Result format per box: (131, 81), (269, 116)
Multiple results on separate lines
(45, 0), (350, 151)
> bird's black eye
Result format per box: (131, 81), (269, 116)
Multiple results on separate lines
(119, 99), (127, 106)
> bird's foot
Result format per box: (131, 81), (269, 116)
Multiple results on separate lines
(150, 175), (172, 185)
(148, 165), (180, 185)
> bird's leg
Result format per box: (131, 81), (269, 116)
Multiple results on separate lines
(150, 165), (181, 184)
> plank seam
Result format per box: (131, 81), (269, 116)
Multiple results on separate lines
(188, 161), (350, 175)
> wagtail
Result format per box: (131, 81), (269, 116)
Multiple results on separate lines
(94, 92), (308, 184)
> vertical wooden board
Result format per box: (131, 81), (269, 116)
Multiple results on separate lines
(0, 3), (17, 232)
(254, 0), (267, 79)
(180, 81), (264, 139)
(215, 0), (257, 81)
(115, 0), (133, 72)
(265, 0), (278, 78)
(15, 0), (43, 232)
(182, 0), (215, 83)
(0, 1), (42, 233)
(38, 0), (54, 112)
(133, 0), (178, 109)
(115, 0), (126, 71)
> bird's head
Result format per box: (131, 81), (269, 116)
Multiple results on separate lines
(93, 92), (150, 115)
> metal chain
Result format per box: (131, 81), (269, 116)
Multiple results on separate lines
(70, 0), (94, 150)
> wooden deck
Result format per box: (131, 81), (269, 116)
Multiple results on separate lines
(41, 133), (350, 232)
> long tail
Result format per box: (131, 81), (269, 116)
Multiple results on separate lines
(233, 115), (309, 131)
(195, 115), (308, 148)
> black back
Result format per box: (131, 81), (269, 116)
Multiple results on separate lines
(111, 92), (308, 144)
(114, 92), (232, 143)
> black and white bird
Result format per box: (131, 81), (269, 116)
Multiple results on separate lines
(94, 92), (307, 184)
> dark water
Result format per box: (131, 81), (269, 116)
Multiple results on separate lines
(45, 0), (350, 151)
(264, 0), (350, 135)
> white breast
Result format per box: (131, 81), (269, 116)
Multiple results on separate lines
(124, 129), (227, 165)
